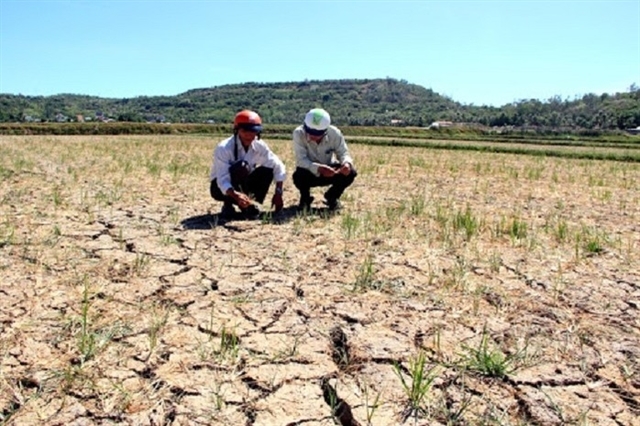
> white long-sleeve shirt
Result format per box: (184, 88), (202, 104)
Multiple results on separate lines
(210, 135), (286, 193)
(292, 125), (354, 176)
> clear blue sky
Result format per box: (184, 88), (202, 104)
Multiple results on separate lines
(1, 0), (639, 106)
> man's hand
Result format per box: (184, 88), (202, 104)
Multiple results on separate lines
(338, 163), (352, 176)
(230, 190), (252, 209)
(271, 193), (283, 213)
(318, 165), (337, 178)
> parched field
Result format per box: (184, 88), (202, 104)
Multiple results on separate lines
(1, 135), (639, 426)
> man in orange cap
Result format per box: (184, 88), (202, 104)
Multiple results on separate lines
(210, 110), (286, 220)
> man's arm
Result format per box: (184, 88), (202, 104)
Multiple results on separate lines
(213, 145), (233, 193)
(259, 141), (287, 183)
(333, 128), (354, 168)
(254, 141), (286, 212)
(293, 129), (320, 175)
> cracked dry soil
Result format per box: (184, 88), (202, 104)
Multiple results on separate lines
(1, 135), (639, 425)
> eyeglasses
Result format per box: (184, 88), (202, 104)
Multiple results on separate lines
(237, 125), (261, 133)
(303, 124), (327, 137)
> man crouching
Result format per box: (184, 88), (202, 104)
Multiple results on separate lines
(292, 108), (357, 211)
(210, 110), (286, 220)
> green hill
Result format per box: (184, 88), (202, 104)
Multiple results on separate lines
(1, 78), (638, 130)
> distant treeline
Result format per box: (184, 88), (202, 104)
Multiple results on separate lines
(1, 78), (639, 130)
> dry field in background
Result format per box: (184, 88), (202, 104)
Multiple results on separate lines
(1, 135), (639, 426)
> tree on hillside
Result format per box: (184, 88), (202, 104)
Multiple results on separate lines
(1, 79), (638, 130)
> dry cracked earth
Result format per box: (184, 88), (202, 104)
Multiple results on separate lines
(1, 135), (639, 425)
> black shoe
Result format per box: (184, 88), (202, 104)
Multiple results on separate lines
(298, 196), (314, 211)
(324, 198), (342, 211)
(241, 205), (261, 220)
(220, 202), (236, 219)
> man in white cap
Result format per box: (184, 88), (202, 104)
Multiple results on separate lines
(292, 108), (357, 211)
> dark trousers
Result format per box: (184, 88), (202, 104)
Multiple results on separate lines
(292, 166), (357, 202)
(210, 165), (274, 205)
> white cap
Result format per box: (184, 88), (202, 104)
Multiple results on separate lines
(303, 108), (331, 135)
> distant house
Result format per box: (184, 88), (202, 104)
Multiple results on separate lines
(429, 121), (453, 129)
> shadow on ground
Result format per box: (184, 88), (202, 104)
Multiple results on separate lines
(180, 206), (337, 230)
